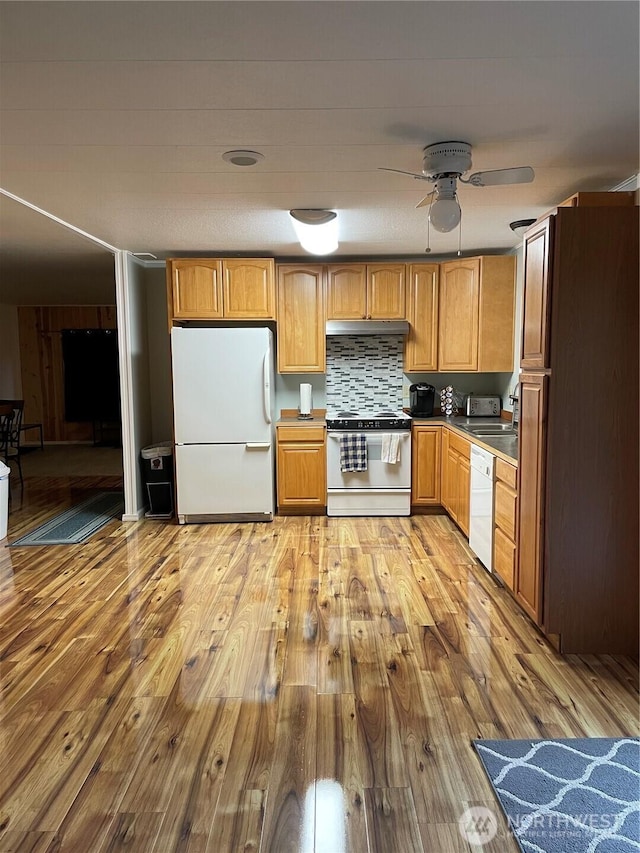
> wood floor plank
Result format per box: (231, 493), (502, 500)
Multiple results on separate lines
(259, 685), (317, 853)
(363, 787), (423, 853)
(0, 482), (637, 853)
(317, 692), (372, 848)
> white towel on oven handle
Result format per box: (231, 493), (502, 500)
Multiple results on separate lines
(381, 432), (400, 464)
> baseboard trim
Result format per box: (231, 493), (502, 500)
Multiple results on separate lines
(121, 510), (145, 522)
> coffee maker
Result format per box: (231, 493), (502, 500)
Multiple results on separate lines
(409, 383), (436, 417)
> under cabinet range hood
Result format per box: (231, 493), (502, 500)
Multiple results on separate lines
(326, 320), (410, 336)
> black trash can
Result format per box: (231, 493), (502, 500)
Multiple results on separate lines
(140, 442), (174, 517)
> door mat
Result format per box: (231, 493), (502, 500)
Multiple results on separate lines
(472, 738), (640, 852)
(9, 491), (124, 546)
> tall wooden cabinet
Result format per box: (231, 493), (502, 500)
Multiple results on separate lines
(404, 264), (439, 371)
(516, 205), (639, 654)
(276, 265), (325, 373)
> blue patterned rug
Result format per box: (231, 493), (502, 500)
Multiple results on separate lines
(473, 738), (640, 852)
(9, 491), (123, 546)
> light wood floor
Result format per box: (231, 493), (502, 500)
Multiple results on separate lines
(1, 478), (638, 852)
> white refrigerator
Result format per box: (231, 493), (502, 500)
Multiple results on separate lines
(171, 327), (275, 523)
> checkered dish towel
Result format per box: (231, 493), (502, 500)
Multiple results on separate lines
(340, 433), (368, 472)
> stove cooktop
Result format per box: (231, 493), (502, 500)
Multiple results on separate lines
(326, 409), (412, 430)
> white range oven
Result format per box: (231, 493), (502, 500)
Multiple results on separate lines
(326, 410), (412, 516)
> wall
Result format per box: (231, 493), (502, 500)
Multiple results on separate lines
(17, 305), (117, 442)
(144, 265), (173, 442)
(118, 254), (153, 516)
(0, 304), (22, 398)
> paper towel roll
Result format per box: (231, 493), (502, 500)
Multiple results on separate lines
(299, 383), (313, 416)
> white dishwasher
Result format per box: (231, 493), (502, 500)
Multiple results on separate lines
(469, 444), (495, 572)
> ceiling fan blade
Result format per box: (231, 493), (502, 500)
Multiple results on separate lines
(463, 166), (535, 187)
(415, 192), (436, 209)
(378, 167), (433, 182)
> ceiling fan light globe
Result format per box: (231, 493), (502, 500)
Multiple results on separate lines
(429, 197), (461, 233)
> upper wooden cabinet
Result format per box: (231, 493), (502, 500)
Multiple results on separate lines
(167, 258), (275, 321)
(521, 218), (553, 370)
(327, 263), (405, 320)
(404, 264), (439, 372)
(438, 255), (515, 372)
(222, 259), (275, 319)
(277, 265), (326, 373)
(169, 259), (223, 320)
(438, 259), (479, 371)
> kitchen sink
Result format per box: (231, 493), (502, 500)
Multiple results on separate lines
(465, 424), (517, 436)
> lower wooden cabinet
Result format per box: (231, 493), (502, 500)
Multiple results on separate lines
(516, 373), (547, 624)
(493, 457), (518, 591)
(441, 428), (470, 535)
(411, 425), (441, 506)
(276, 425), (326, 514)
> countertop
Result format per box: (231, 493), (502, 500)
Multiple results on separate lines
(276, 411), (518, 463)
(410, 415), (518, 464)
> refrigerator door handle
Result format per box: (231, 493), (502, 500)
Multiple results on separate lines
(246, 442), (271, 450)
(263, 349), (272, 425)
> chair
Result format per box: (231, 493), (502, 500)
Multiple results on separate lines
(0, 399), (43, 451)
(0, 399), (24, 488)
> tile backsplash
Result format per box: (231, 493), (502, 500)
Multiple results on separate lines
(326, 335), (404, 411)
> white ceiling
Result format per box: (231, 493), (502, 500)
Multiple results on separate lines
(0, 1), (638, 304)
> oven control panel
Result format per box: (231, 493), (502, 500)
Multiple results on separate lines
(326, 417), (411, 430)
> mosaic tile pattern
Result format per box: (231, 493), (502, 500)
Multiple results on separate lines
(326, 335), (404, 410)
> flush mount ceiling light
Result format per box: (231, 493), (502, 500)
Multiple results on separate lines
(289, 209), (338, 254)
(221, 150), (264, 166)
(510, 218), (536, 234)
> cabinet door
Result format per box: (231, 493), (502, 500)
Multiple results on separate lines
(277, 429), (326, 513)
(521, 218), (554, 369)
(223, 259), (275, 318)
(411, 426), (441, 505)
(516, 372), (547, 624)
(405, 264), (439, 371)
(440, 429), (453, 515)
(457, 454), (470, 537)
(170, 259), (223, 319)
(326, 265), (367, 319)
(276, 265), (325, 373)
(366, 264), (406, 319)
(438, 259), (480, 370)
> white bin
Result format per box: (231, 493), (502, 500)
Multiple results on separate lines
(0, 461), (10, 541)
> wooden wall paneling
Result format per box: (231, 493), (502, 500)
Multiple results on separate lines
(16, 308), (44, 437)
(17, 306), (117, 443)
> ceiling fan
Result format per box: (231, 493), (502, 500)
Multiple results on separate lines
(380, 141), (535, 235)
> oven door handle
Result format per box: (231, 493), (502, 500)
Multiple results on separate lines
(327, 432), (410, 441)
